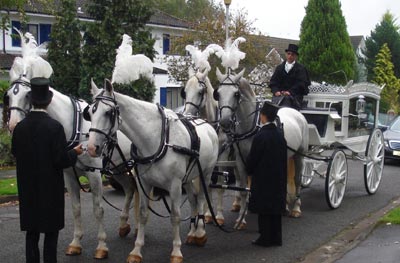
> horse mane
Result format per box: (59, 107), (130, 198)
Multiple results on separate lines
(238, 77), (255, 100)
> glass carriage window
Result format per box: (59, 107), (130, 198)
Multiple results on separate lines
(348, 97), (376, 137)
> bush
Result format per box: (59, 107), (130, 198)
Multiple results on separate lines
(0, 128), (15, 167)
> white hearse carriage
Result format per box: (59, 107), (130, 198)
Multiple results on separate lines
(300, 81), (385, 209)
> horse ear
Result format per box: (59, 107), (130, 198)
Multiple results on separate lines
(197, 68), (209, 81)
(104, 79), (114, 93)
(90, 78), (99, 95)
(188, 67), (196, 78)
(216, 67), (225, 82)
(233, 68), (246, 83)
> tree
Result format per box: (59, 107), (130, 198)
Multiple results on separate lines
(80, 0), (156, 101)
(165, 6), (270, 88)
(372, 43), (400, 113)
(364, 12), (400, 81)
(0, 0), (54, 30)
(153, 0), (217, 22)
(299, 0), (356, 85)
(47, 0), (82, 97)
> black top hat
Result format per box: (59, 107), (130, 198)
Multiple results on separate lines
(28, 77), (53, 105)
(260, 101), (280, 120)
(285, 44), (299, 55)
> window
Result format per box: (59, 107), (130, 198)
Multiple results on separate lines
(163, 34), (170, 54)
(11, 20), (52, 47)
(348, 97), (376, 137)
(160, 87), (184, 109)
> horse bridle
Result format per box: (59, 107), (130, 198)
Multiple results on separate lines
(84, 93), (120, 148)
(181, 77), (207, 115)
(214, 76), (242, 133)
(3, 79), (32, 122)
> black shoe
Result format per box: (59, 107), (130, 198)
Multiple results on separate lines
(251, 239), (270, 247)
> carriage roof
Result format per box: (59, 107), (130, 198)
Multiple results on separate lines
(307, 81), (384, 101)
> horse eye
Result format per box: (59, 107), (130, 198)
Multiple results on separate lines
(235, 92), (240, 97)
(199, 90), (204, 95)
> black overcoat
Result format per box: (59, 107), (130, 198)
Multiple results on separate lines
(246, 123), (287, 215)
(269, 61), (310, 97)
(11, 111), (77, 232)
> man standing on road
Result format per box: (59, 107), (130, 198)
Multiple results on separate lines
(11, 77), (83, 263)
(246, 102), (287, 247)
(269, 43), (310, 109)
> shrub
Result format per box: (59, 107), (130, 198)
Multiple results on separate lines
(0, 128), (15, 167)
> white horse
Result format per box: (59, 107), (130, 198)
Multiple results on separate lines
(4, 77), (139, 259)
(214, 68), (309, 220)
(180, 68), (231, 226)
(86, 79), (219, 263)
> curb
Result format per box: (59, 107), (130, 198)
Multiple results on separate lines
(298, 196), (400, 263)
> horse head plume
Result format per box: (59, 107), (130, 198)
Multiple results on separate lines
(209, 37), (246, 71)
(10, 27), (53, 82)
(111, 33), (153, 84)
(185, 44), (215, 72)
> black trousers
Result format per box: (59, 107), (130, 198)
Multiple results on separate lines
(257, 214), (282, 246)
(26, 231), (59, 263)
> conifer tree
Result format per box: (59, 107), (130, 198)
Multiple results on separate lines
(372, 43), (400, 113)
(47, 0), (81, 97)
(299, 0), (356, 85)
(364, 12), (400, 81)
(80, 0), (156, 101)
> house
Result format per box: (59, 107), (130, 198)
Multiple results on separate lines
(0, 2), (190, 109)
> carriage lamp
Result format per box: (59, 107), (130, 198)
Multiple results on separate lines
(356, 95), (366, 114)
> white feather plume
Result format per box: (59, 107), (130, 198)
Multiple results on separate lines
(208, 37), (246, 70)
(185, 45), (215, 71)
(9, 28), (53, 82)
(111, 34), (153, 84)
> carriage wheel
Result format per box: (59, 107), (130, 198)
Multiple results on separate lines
(301, 160), (314, 188)
(325, 150), (348, 209)
(364, 128), (384, 195)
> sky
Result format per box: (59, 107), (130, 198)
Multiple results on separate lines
(227, 0), (400, 40)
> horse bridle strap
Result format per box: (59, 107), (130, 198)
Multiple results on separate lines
(130, 103), (170, 165)
(183, 78), (207, 115)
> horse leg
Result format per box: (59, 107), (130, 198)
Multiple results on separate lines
(113, 174), (135, 237)
(292, 155), (303, 218)
(287, 157), (301, 218)
(234, 163), (247, 230)
(184, 182), (199, 245)
(215, 187), (225, 225)
(204, 186), (213, 224)
(169, 180), (184, 263)
(86, 171), (108, 259)
(127, 181), (151, 263)
(64, 170), (84, 256)
(231, 166), (242, 212)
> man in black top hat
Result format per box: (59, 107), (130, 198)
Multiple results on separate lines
(12, 77), (83, 263)
(269, 43), (310, 109)
(246, 102), (287, 247)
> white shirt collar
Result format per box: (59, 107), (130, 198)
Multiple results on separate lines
(31, 108), (47, 113)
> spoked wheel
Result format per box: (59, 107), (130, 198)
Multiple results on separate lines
(301, 160), (314, 188)
(364, 128), (385, 194)
(325, 150), (348, 209)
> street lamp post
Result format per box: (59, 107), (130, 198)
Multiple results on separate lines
(224, 0), (232, 42)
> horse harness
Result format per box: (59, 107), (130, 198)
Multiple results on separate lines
(3, 79), (32, 123)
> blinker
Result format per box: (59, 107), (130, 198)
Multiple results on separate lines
(83, 105), (91, 121)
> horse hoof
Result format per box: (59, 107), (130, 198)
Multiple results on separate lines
(236, 222), (247, 230)
(65, 245), (82, 256)
(216, 218), (224, 226)
(204, 215), (213, 224)
(170, 255), (183, 263)
(94, 248), (108, 259)
(231, 204), (241, 212)
(119, 224), (131, 237)
(290, 211), (302, 218)
(185, 235), (196, 245)
(194, 235), (208, 247)
(126, 254), (142, 263)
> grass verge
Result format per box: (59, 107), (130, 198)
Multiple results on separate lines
(380, 207), (400, 225)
